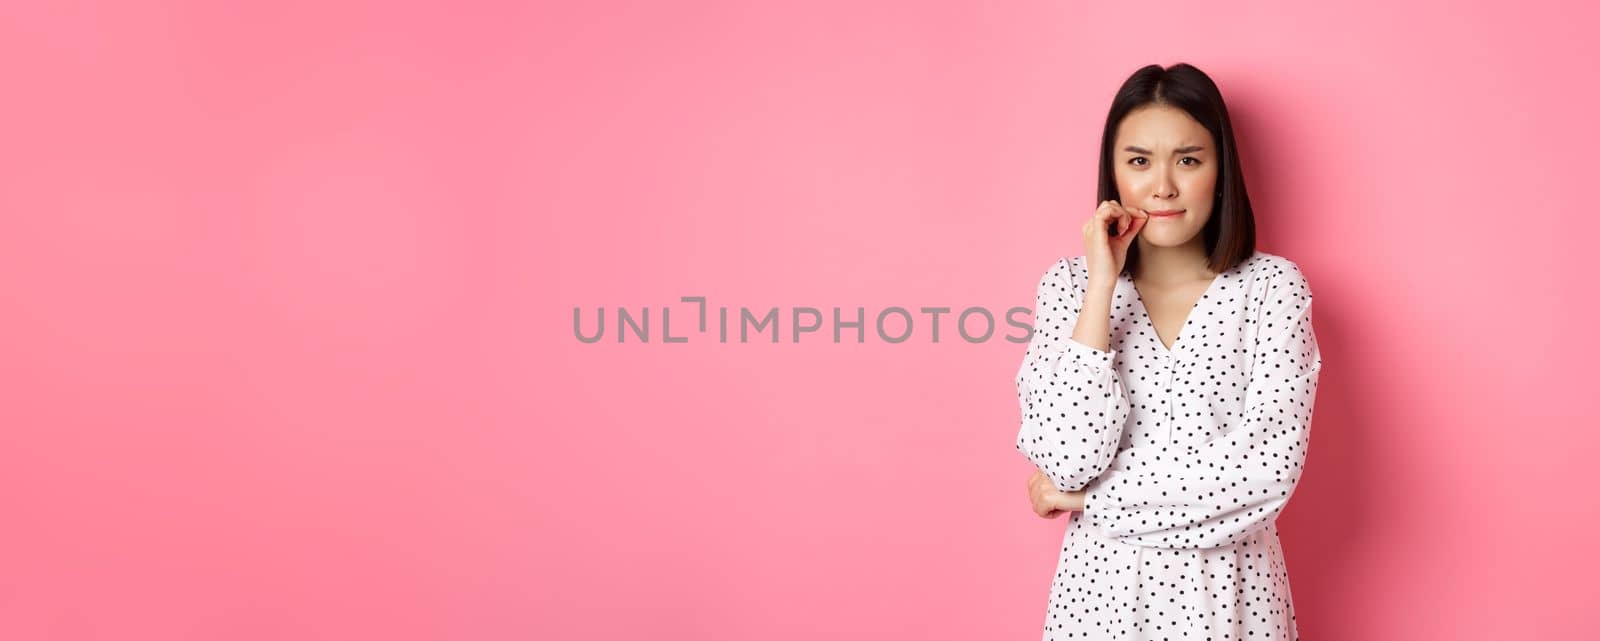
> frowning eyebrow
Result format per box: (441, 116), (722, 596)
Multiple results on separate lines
(1122, 145), (1207, 154)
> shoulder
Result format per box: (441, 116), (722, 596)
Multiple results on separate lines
(1247, 250), (1299, 274)
(1034, 255), (1081, 287)
(1028, 256), (1087, 302)
(1244, 252), (1315, 315)
(1242, 251), (1312, 292)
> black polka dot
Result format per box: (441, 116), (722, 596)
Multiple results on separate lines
(1015, 251), (1321, 639)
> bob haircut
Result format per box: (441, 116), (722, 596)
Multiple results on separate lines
(1097, 63), (1256, 277)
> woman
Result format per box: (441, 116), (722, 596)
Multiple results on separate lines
(1015, 62), (1323, 640)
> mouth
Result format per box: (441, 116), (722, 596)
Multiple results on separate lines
(1145, 209), (1185, 218)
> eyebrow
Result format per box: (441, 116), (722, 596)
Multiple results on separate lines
(1123, 145), (1207, 154)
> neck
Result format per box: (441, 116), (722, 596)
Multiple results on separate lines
(1134, 238), (1213, 285)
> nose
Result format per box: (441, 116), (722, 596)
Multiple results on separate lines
(1153, 166), (1178, 200)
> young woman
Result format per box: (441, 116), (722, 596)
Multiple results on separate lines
(1014, 63), (1323, 640)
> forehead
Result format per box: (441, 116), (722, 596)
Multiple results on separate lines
(1114, 105), (1212, 149)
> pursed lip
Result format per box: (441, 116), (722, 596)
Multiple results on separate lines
(1146, 209), (1185, 217)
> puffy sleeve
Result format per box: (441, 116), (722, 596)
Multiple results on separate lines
(1081, 262), (1323, 549)
(1013, 258), (1133, 492)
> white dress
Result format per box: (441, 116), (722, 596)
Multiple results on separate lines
(1015, 250), (1322, 641)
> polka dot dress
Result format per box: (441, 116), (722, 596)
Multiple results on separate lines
(1015, 251), (1322, 640)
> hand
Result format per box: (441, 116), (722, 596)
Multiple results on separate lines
(1082, 200), (1149, 286)
(1028, 469), (1087, 518)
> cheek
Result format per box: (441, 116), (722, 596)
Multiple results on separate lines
(1183, 169), (1218, 195)
(1114, 168), (1148, 196)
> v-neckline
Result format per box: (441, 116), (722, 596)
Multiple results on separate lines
(1128, 267), (1227, 356)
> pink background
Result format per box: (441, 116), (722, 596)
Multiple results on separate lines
(3, 1), (1597, 639)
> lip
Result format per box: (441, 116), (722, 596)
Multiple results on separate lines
(1145, 209), (1185, 217)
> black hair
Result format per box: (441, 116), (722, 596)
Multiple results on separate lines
(1097, 63), (1256, 276)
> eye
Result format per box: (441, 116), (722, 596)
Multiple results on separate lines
(1127, 157), (1147, 166)
(1179, 157), (1202, 166)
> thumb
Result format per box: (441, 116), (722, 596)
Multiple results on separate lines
(1128, 210), (1149, 235)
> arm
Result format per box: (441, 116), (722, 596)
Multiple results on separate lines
(1013, 259), (1133, 492)
(1082, 263), (1323, 550)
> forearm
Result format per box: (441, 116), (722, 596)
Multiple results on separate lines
(1069, 280), (1116, 352)
(1014, 266), (1130, 493)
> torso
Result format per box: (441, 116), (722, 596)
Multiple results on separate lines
(1053, 251), (1275, 449)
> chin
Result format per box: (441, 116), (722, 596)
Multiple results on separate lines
(1139, 231), (1195, 248)
(1139, 214), (1209, 248)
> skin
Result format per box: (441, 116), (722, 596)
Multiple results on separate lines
(1028, 103), (1222, 519)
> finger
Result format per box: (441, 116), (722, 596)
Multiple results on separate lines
(1091, 209), (1110, 230)
(1095, 201), (1122, 223)
(1109, 209), (1133, 238)
(1118, 203), (1139, 222)
(1116, 205), (1148, 237)
(1086, 217), (1106, 243)
(1106, 201), (1132, 225)
(1092, 209), (1120, 238)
